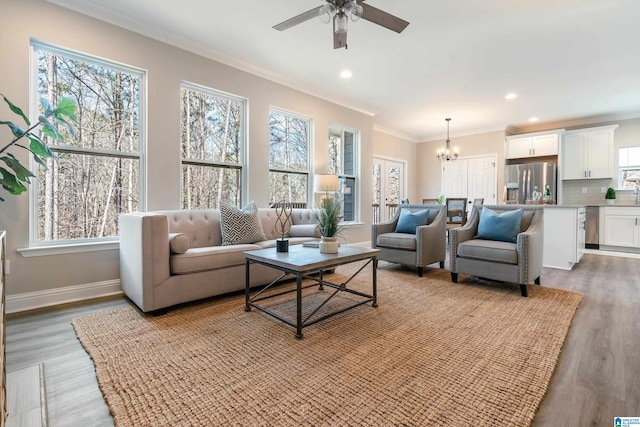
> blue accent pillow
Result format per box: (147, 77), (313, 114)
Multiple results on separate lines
(395, 208), (430, 234)
(476, 208), (523, 243)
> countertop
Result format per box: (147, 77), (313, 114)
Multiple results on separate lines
(582, 204), (640, 207)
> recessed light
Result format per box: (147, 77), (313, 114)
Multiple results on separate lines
(340, 70), (352, 79)
(505, 93), (517, 100)
(529, 117), (539, 122)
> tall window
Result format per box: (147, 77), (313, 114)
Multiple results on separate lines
(269, 109), (310, 206)
(180, 84), (245, 209)
(328, 125), (359, 222)
(618, 146), (640, 189)
(32, 42), (144, 244)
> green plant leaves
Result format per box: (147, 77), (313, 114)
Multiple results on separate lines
(55, 97), (77, 120)
(1, 93), (30, 126)
(1, 153), (35, 182)
(1, 94), (77, 202)
(0, 166), (28, 196)
(0, 120), (25, 138)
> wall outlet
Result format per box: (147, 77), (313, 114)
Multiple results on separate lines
(601, 187), (607, 193)
(582, 187), (588, 194)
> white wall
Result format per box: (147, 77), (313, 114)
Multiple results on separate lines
(0, 0), (374, 300)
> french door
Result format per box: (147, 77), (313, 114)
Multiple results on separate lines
(372, 157), (406, 223)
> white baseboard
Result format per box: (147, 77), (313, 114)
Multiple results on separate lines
(6, 280), (122, 314)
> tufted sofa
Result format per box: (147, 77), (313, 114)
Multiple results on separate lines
(118, 208), (320, 312)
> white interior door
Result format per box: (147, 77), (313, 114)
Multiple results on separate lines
(467, 156), (497, 207)
(441, 159), (468, 198)
(372, 157), (405, 223)
(441, 155), (497, 211)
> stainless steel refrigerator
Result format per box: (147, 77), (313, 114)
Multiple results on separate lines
(503, 162), (557, 204)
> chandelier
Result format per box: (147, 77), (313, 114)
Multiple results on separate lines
(436, 118), (459, 162)
(318, 0), (364, 34)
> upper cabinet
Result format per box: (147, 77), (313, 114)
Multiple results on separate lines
(562, 125), (618, 180)
(505, 132), (560, 159)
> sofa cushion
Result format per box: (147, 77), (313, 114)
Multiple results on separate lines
(477, 207), (523, 243)
(170, 244), (261, 275)
(168, 233), (191, 254)
(220, 201), (267, 245)
(289, 224), (320, 237)
(395, 208), (430, 234)
(457, 239), (518, 264)
(376, 232), (417, 250)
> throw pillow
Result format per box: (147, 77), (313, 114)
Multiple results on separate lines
(394, 208), (430, 234)
(168, 233), (191, 254)
(476, 208), (523, 243)
(220, 201), (267, 246)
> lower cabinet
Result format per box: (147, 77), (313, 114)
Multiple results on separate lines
(543, 206), (585, 270)
(603, 207), (640, 248)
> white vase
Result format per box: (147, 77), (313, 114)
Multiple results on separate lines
(319, 236), (339, 254)
(606, 199), (615, 205)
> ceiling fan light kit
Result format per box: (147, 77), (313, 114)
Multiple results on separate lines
(274, 0), (409, 49)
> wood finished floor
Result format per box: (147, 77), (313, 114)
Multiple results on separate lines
(6, 253), (640, 426)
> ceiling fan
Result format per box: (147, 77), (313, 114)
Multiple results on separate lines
(273, 0), (409, 49)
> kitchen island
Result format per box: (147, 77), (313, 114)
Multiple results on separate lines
(542, 205), (586, 270)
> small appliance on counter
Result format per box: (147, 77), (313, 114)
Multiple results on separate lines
(504, 162), (557, 204)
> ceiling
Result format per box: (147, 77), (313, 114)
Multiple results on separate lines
(47, 0), (640, 141)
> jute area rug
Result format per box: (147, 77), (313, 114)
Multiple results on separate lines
(73, 262), (582, 427)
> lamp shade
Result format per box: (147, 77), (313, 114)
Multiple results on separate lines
(314, 174), (340, 193)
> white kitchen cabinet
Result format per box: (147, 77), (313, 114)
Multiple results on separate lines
(562, 125), (617, 180)
(506, 132), (559, 159)
(543, 206), (585, 270)
(603, 207), (640, 248)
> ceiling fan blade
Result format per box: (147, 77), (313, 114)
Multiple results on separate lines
(333, 30), (347, 49)
(273, 6), (323, 31)
(359, 2), (409, 33)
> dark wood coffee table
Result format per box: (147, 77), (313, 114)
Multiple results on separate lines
(244, 245), (380, 339)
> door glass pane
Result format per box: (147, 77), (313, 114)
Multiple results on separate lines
(387, 165), (400, 205)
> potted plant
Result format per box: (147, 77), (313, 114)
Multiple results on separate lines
(314, 195), (343, 254)
(605, 187), (616, 205)
(1, 94), (77, 201)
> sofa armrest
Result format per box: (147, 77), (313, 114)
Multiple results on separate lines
(517, 211), (544, 284)
(449, 207), (480, 272)
(371, 222), (396, 247)
(119, 212), (171, 312)
(416, 206), (447, 265)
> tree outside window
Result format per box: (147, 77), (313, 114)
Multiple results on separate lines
(328, 125), (359, 222)
(32, 42), (144, 243)
(180, 84), (245, 209)
(269, 109), (310, 206)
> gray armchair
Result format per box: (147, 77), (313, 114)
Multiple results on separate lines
(372, 204), (447, 276)
(449, 205), (544, 297)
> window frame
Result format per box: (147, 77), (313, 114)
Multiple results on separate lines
(328, 123), (360, 224)
(268, 107), (313, 206)
(179, 81), (248, 209)
(618, 146), (640, 190)
(28, 40), (147, 248)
